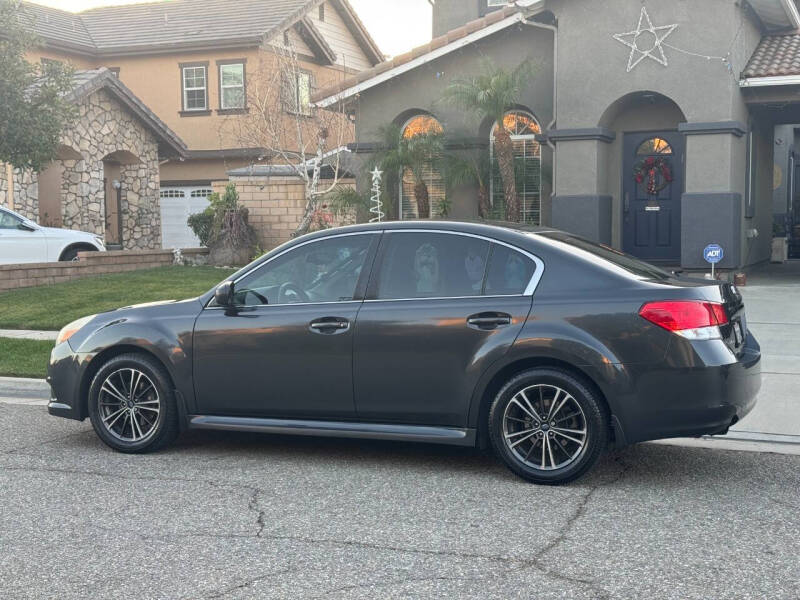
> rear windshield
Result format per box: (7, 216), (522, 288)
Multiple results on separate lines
(535, 231), (673, 281)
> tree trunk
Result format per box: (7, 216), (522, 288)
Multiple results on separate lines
(293, 192), (317, 237)
(493, 126), (519, 222)
(414, 181), (430, 219)
(477, 184), (490, 220)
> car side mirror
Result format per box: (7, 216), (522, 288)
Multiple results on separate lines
(17, 223), (35, 232)
(214, 281), (235, 307)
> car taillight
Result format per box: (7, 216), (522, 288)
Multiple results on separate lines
(639, 301), (728, 340)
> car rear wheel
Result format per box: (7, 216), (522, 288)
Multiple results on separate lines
(60, 246), (95, 262)
(88, 353), (179, 453)
(489, 368), (609, 485)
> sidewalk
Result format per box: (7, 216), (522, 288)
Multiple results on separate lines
(0, 329), (58, 341)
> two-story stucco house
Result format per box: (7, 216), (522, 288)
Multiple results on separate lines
(4, 0), (382, 249)
(315, 0), (800, 271)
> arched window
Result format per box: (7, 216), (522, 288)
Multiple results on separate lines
(636, 137), (673, 155)
(490, 110), (542, 224)
(400, 115), (445, 220)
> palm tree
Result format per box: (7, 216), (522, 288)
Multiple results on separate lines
(441, 58), (533, 222)
(372, 123), (444, 219)
(441, 150), (491, 219)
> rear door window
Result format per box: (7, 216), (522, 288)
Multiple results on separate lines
(485, 244), (537, 296)
(375, 232), (491, 299)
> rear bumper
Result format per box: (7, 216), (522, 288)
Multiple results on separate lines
(617, 333), (761, 444)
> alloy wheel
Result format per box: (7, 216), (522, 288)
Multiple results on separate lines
(97, 368), (161, 443)
(502, 384), (588, 471)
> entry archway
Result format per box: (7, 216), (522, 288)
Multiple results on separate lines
(600, 91), (687, 262)
(102, 149), (142, 247)
(38, 145), (84, 227)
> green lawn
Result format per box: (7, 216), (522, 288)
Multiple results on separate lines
(0, 265), (236, 331)
(0, 338), (53, 378)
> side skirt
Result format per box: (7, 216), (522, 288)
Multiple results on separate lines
(188, 415), (477, 447)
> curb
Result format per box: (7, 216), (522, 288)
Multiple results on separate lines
(0, 376), (49, 387)
(651, 436), (800, 456)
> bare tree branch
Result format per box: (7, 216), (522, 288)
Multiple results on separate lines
(226, 36), (353, 237)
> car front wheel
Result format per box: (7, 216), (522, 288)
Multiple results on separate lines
(489, 368), (609, 485)
(88, 353), (179, 453)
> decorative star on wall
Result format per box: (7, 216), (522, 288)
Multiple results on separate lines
(613, 7), (678, 72)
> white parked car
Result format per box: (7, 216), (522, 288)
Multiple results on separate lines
(0, 206), (106, 264)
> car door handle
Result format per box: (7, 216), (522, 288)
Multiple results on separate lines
(309, 317), (350, 334)
(467, 313), (512, 330)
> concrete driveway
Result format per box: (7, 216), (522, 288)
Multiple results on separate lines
(1, 403), (799, 600)
(730, 270), (800, 441)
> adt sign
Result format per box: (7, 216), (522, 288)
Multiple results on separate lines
(703, 244), (724, 264)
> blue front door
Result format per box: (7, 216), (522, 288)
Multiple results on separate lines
(622, 131), (683, 262)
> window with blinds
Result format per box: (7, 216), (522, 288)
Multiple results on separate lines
(490, 111), (542, 225)
(399, 115), (445, 220)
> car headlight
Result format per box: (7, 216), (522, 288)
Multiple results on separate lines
(56, 315), (96, 346)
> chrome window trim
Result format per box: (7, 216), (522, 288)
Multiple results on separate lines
(205, 300), (363, 310)
(204, 228), (545, 309)
(364, 294), (526, 304)
(375, 229), (545, 299)
(204, 231), (379, 309)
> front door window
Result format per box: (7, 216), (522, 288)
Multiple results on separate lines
(232, 235), (374, 306)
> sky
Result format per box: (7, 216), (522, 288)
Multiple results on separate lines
(28, 0), (432, 57)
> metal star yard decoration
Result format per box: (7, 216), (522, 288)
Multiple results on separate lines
(613, 7), (678, 72)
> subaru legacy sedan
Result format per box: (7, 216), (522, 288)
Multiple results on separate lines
(47, 222), (761, 484)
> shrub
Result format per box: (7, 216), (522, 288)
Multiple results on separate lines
(187, 183), (257, 265)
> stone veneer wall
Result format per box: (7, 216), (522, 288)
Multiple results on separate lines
(0, 166), (7, 208)
(215, 176), (357, 252)
(4, 88), (162, 250)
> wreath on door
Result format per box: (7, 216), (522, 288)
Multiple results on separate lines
(634, 156), (673, 196)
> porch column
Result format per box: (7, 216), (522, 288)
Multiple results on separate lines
(679, 121), (747, 269)
(549, 128), (615, 244)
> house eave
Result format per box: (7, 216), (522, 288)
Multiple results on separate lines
(740, 74), (800, 87)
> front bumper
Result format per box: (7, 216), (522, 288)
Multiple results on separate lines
(47, 341), (89, 421)
(617, 332), (761, 445)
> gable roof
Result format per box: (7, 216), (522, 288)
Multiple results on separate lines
(69, 68), (188, 158)
(312, 4), (537, 108)
(20, 0), (382, 63)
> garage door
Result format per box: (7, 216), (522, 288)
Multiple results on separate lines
(159, 187), (213, 249)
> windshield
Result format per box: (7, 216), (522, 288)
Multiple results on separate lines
(0, 207), (26, 229)
(535, 231), (673, 281)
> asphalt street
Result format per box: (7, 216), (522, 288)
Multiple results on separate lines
(1, 403), (799, 600)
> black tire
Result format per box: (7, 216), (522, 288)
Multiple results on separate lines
(489, 368), (609, 485)
(88, 353), (179, 453)
(60, 246), (94, 262)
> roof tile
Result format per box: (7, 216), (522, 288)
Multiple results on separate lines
(19, 0), (380, 63)
(743, 34), (800, 78)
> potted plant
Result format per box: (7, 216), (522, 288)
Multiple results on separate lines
(771, 221), (788, 263)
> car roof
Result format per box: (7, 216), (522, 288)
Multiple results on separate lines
(306, 220), (559, 247)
